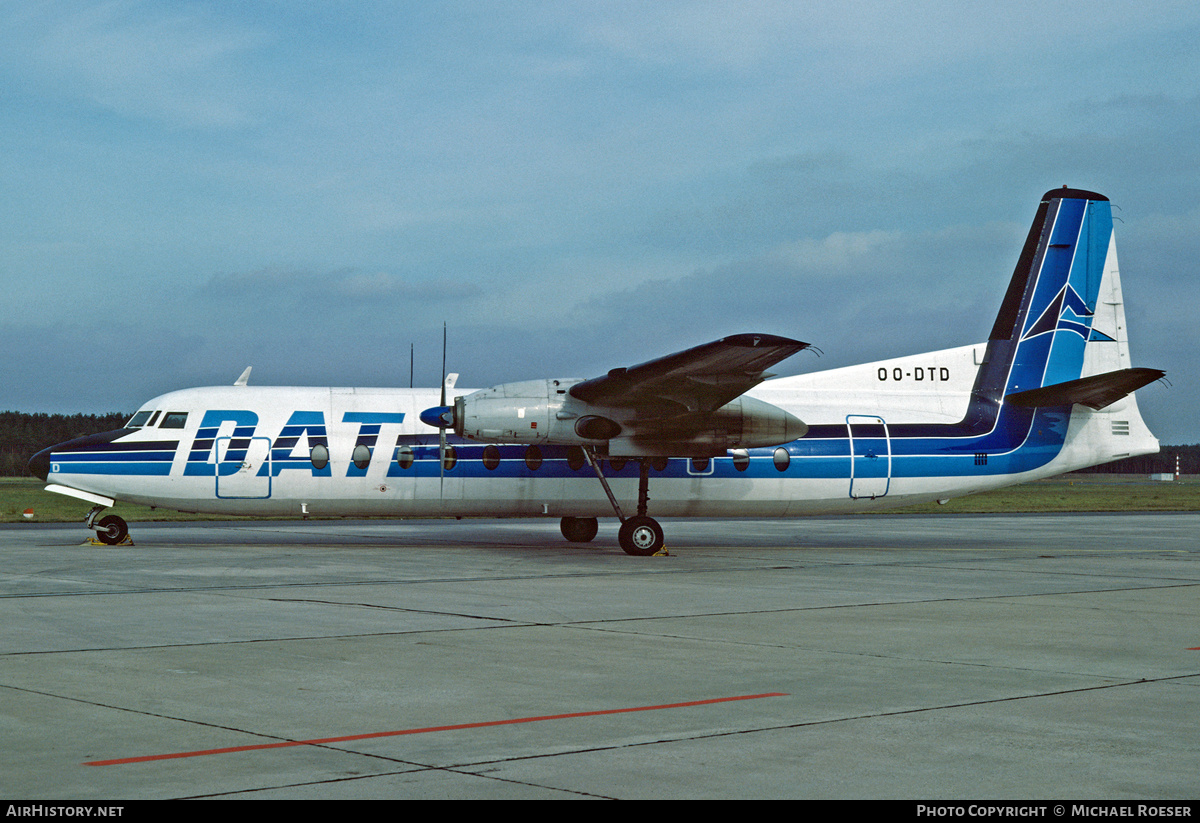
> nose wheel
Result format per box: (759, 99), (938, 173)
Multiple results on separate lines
(85, 507), (130, 546)
(95, 515), (129, 545)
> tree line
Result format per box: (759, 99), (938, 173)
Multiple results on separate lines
(0, 410), (1196, 477)
(0, 411), (130, 476)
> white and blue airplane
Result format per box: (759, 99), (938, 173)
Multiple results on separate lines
(30, 187), (1164, 554)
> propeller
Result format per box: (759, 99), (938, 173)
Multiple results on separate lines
(417, 324), (459, 500)
(418, 325), (457, 429)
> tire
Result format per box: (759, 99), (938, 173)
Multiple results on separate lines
(618, 515), (664, 556)
(95, 515), (128, 546)
(560, 516), (599, 543)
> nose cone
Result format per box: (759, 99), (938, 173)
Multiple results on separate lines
(26, 428), (133, 483)
(28, 446), (52, 481)
(419, 406), (454, 429)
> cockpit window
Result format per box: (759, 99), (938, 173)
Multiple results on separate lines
(159, 412), (189, 429)
(127, 411), (153, 428)
(146, 411), (161, 426)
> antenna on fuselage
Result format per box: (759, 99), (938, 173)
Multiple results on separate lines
(234, 366), (252, 387)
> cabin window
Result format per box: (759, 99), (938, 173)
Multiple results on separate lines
(160, 412), (188, 429)
(395, 445), (414, 470)
(127, 411), (152, 428)
(311, 444), (330, 470)
(730, 449), (750, 471)
(442, 445), (457, 471)
(525, 445), (542, 471)
(483, 444), (501, 470)
(352, 444), (371, 470)
(773, 447), (790, 472)
(567, 446), (585, 471)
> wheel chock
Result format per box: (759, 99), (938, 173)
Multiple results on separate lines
(84, 536), (135, 546)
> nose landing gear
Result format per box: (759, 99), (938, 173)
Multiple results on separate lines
(86, 507), (130, 546)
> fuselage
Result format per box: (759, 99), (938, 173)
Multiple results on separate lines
(30, 339), (1158, 521)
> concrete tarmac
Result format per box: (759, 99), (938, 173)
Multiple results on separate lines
(1, 513), (1197, 800)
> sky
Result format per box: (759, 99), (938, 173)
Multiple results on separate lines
(2, 1), (1197, 443)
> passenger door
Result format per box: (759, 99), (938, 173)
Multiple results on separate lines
(847, 415), (891, 499)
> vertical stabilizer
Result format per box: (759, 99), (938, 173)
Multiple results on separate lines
(975, 187), (1161, 469)
(978, 187), (1114, 402)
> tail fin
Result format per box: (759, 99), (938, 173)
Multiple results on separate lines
(971, 186), (1160, 469)
(975, 187), (1160, 407)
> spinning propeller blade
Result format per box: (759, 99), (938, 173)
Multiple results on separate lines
(414, 325), (459, 502)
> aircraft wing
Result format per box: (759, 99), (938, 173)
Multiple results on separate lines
(568, 333), (809, 416)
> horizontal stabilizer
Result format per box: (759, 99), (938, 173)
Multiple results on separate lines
(1004, 367), (1164, 410)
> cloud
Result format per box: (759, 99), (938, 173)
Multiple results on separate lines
(203, 267), (481, 305)
(14, 1), (270, 129)
(571, 219), (1021, 371)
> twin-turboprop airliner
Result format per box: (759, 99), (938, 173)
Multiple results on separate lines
(30, 188), (1164, 554)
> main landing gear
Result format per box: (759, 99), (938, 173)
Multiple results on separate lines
(86, 506), (129, 546)
(617, 515), (664, 557)
(572, 448), (666, 557)
(560, 515), (599, 543)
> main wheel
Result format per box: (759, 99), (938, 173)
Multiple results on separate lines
(560, 516), (599, 543)
(95, 515), (128, 546)
(618, 515), (664, 556)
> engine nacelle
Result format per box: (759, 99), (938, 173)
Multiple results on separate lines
(444, 378), (806, 456)
(606, 394), (808, 457)
(452, 379), (561, 444)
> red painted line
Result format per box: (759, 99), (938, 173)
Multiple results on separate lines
(85, 692), (788, 767)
